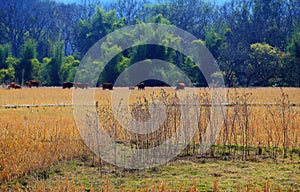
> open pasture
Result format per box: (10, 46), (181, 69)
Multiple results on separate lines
(1, 86), (300, 105)
(0, 87), (300, 190)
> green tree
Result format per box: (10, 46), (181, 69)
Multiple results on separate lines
(252, 0), (286, 45)
(40, 57), (51, 85)
(0, 44), (11, 69)
(0, 67), (15, 84)
(286, 32), (300, 86)
(217, 27), (243, 87)
(5, 56), (20, 69)
(59, 56), (80, 82)
(151, 14), (170, 25)
(75, 7), (123, 58)
(0, 55), (17, 83)
(247, 43), (284, 86)
(205, 27), (224, 58)
(31, 58), (41, 80)
(49, 41), (64, 86)
(19, 39), (37, 82)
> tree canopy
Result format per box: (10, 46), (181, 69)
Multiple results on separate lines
(0, 0), (299, 87)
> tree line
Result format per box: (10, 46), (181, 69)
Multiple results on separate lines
(0, 0), (299, 87)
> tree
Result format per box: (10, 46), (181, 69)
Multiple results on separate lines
(40, 57), (51, 85)
(205, 27), (224, 58)
(0, 56), (18, 83)
(0, 67), (15, 84)
(252, 0), (287, 49)
(247, 43), (284, 86)
(48, 41), (64, 86)
(151, 13), (170, 25)
(31, 58), (41, 81)
(286, 32), (300, 86)
(0, 44), (11, 69)
(59, 56), (80, 82)
(0, 0), (48, 56)
(0, 0), (299, 87)
(109, 0), (150, 24)
(148, 0), (217, 39)
(56, 3), (85, 56)
(215, 27), (241, 87)
(74, 7), (123, 58)
(20, 39), (37, 82)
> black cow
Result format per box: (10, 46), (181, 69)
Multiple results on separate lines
(102, 82), (113, 90)
(62, 82), (73, 89)
(137, 82), (145, 90)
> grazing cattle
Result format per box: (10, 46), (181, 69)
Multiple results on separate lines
(102, 82), (113, 90)
(8, 82), (21, 89)
(176, 83), (185, 90)
(129, 86), (135, 90)
(137, 82), (145, 90)
(74, 82), (88, 89)
(62, 82), (73, 89)
(25, 80), (40, 88)
(15, 84), (21, 89)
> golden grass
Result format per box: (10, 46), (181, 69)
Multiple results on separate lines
(0, 106), (86, 182)
(0, 87), (299, 104)
(0, 87), (300, 184)
(0, 88), (71, 105)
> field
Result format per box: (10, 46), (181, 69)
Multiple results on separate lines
(0, 87), (300, 191)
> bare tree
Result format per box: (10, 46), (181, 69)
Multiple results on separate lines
(108, 0), (150, 24)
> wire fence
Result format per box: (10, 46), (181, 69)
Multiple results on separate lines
(2, 102), (300, 109)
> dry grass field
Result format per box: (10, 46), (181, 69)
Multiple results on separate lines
(0, 87), (300, 191)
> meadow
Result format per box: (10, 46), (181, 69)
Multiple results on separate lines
(0, 87), (300, 191)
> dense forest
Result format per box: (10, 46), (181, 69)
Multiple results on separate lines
(0, 0), (300, 87)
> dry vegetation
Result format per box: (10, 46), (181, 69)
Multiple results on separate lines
(94, 87), (300, 159)
(0, 105), (86, 182)
(0, 87), (299, 190)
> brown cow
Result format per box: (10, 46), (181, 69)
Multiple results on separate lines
(25, 80), (40, 88)
(74, 82), (88, 89)
(137, 82), (145, 90)
(176, 82), (185, 90)
(62, 82), (73, 89)
(8, 82), (21, 89)
(102, 82), (113, 90)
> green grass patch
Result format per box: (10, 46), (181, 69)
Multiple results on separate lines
(1, 155), (300, 191)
